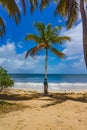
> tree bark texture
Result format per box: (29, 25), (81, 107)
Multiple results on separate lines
(80, 0), (87, 67)
(44, 48), (48, 95)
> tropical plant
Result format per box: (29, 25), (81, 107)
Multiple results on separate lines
(0, 0), (26, 37)
(27, 0), (87, 67)
(25, 22), (70, 95)
(54, 0), (87, 67)
(0, 67), (14, 91)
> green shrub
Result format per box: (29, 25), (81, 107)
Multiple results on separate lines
(0, 67), (14, 91)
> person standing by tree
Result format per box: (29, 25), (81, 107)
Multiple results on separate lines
(25, 22), (70, 95)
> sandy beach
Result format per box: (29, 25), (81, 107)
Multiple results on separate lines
(0, 88), (87, 130)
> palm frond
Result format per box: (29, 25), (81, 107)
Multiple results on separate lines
(50, 47), (65, 58)
(34, 22), (45, 39)
(34, 22), (45, 32)
(32, 43), (46, 54)
(53, 0), (58, 2)
(29, 0), (38, 13)
(45, 24), (62, 42)
(54, 0), (79, 29)
(40, 0), (50, 11)
(50, 35), (71, 44)
(25, 34), (42, 43)
(54, 0), (66, 16)
(66, 0), (79, 29)
(46, 24), (61, 35)
(25, 46), (36, 58)
(52, 26), (62, 32)
(25, 43), (45, 58)
(56, 36), (71, 43)
(46, 23), (52, 31)
(45, 23), (52, 40)
(0, 0), (21, 24)
(0, 17), (5, 37)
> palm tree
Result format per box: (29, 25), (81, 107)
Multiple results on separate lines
(25, 22), (70, 95)
(54, 0), (87, 66)
(0, 0), (26, 37)
(27, 0), (87, 67)
(39, 0), (87, 67)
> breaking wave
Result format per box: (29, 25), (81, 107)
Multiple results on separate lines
(14, 82), (87, 92)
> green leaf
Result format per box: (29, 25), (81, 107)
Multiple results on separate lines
(0, 67), (14, 90)
(50, 47), (65, 58)
(25, 34), (42, 44)
(0, 0), (21, 24)
(40, 0), (50, 11)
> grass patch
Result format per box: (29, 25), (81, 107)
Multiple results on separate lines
(0, 100), (15, 105)
(0, 100), (28, 115)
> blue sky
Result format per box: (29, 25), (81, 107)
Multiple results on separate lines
(0, 1), (87, 74)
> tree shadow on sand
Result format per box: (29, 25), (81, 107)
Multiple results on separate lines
(0, 91), (87, 108)
(40, 93), (87, 108)
(0, 91), (43, 101)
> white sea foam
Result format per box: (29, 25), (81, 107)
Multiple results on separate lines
(14, 82), (87, 92)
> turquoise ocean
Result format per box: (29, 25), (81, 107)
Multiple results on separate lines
(10, 74), (87, 92)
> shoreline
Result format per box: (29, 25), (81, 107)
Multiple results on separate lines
(1, 87), (87, 94)
(13, 82), (87, 93)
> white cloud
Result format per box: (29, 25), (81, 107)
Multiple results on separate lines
(58, 22), (87, 73)
(0, 42), (45, 73)
(0, 42), (16, 58)
(62, 22), (83, 57)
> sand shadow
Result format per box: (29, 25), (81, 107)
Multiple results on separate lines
(41, 93), (87, 107)
(0, 91), (87, 107)
(0, 92), (43, 101)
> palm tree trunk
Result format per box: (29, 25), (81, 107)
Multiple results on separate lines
(80, 0), (87, 67)
(44, 48), (48, 79)
(43, 48), (48, 95)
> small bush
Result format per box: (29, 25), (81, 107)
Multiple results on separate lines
(0, 67), (14, 91)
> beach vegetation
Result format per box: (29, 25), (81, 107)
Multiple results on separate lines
(25, 22), (70, 95)
(0, 0), (26, 37)
(53, 0), (87, 67)
(24, 0), (87, 67)
(0, 67), (14, 91)
(0, 100), (28, 114)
